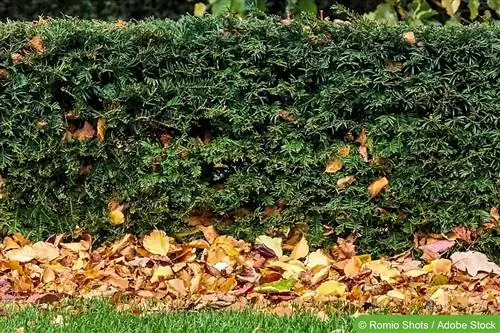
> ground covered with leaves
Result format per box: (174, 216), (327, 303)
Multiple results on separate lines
(0, 225), (499, 317)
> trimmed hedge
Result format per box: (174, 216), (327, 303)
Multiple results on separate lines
(0, 17), (499, 256)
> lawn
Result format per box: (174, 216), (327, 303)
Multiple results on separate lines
(0, 300), (355, 333)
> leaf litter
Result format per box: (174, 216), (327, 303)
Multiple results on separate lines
(0, 228), (498, 315)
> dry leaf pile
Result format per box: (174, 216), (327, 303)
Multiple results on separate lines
(0, 228), (499, 314)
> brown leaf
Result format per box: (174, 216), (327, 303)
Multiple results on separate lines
(32, 242), (60, 262)
(490, 207), (499, 221)
(337, 175), (355, 189)
(358, 145), (369, 162)
(3, 237), (20, 250)
(11, 53), (24, 65)
(368, 177), (388, 198)
(325, 158), (342, 173)
(97, 117), (106, 142)
(28, 36), (45, 55)
(278, 109), (295, 123)
(356, 129), (367, 145)
(451, 226), (472, 243)
(344, 257), (362, 277)
(331, 235), (356, 260)
(0, 68), (9, 80)
(73, 122), (95, 141)
(5, 246), (36, 262)
(419, 240), (455, 253)
(197, 225), (219, 244)
(290, 236), (309, 260)
(403, 31), (417, 45)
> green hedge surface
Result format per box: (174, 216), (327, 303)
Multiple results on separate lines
(0, 17), (499, 256)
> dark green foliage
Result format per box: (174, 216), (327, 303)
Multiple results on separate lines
(0, 17), (498, 256)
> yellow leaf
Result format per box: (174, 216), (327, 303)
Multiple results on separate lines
(325, 158), (342, 173)
(255, 235), (283, 257)
(430, 288), (448, 307)
(3, 236), (20, 250)
(387, 289), (406, 300)
(42, 267), (56, 283)
(5, 246), (36, 262)
(109, 209), (125, 225)
(338, 146), (350, 157)
(344, 256), (362, 277)
(290, 236), (309, 260)
(441, 0), (461, 16)
(151, 266), (174, 283)
(368, 177), (389, 198)
(194, 3), (207, 17)
(143, 230), (170, 256)
(97, 117), (106, 142)
(115, 19), (126, 28)
(316, 280), (346, 296)
(404, 269), (428, 278)
(364, 259), (400, 282)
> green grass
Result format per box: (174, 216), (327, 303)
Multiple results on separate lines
(0, 300), (355, 333)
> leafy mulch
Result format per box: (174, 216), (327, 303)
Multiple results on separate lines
(0, 226), (499, 316)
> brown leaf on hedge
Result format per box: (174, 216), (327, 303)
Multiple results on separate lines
(331, 235), (356, 260)
(368, 177), (388, 198)
(358, 145), (369, 162)
(73, 122), (96, 141)
(97, 117), (106, 142)
(325, 158), (342, 173)
(278, 109), (295, 123)
(11, 53), (24, 65)
(28, 36), (45, 55)
(115, 20), (126, 28)
(490, 207), (499, 221)
(356, 129), (367, 145)
(0, 68), (9, 80)
(337, 175), (355, 188)
(197, 225), (219, 244)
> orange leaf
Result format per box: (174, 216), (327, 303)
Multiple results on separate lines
(338, 146), (350, 157)
(73, 122), (95, 141)
(97, 117), (106, 142)
(368, 177), (389, 199)
(490, 207), (499, 221)
(325, 158), (342, 173)
(115, 20), (126, 28)
(197, 225), (219, 244)
(28, 36), (44, 55)
(344, 257), (362, 277)
(143, 230), (170, 256)
(403, 31), (417, 45)
(337, 175), (355, 189)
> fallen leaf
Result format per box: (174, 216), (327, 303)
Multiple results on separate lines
(5, 246), (36, 263)
(194, 2), (207, 17)
(430, 288), (448, 307)
(42, 268), (56, 283)
(429, 259), (452, 275)
(419, 240), (455, 253)
(358, 145), (369, 162)
(151, 266), (174, 283)
(73, 122), (95, 141)
(338, 146), (350, 157)
(450, 251), (500, 277)
(32, 242), (59, 262)
(325, 158), (342, 173)
(315, 280), (346, 296)
(290, 236), (308, 260)
(278, 110), (295, 123)
(143, 230), (170, 256)
(197, 225), (219, 244)
(255, 236), (282, 258)
(403, 31), (417, 45)
(115, 19), (126, 28)
(51, 315), (64, 325)
(331, 235), (356, 260)
(404, 269), (428, 278)
(255, 278), (295, 293)
(305, 250), (331, 269)
(3, 237), (20, 250)
(344, 257), (362, 277)
(97, 117), (106, 142)
(337, 175), (355, 189)
(11, 53), (24, 65)
(109, 209), (125, 225)
(368, 177), (388, 199)
(28, 36), (44, 55)
(451, 226), (472, 243)
(364, 260), (400, 282)
(387, 290), (405, 300)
